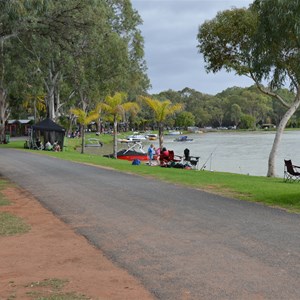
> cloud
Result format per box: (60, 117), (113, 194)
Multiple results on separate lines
(132, 0), (253, 95)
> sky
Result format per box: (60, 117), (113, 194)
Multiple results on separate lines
(131, 0), (253, 95)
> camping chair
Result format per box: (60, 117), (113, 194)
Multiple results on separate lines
(284, 159), (300, 182)
(183, 148), (200, 169)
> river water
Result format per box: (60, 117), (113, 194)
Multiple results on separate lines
(86, 131), (300, 177)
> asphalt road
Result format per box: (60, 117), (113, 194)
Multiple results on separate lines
(1, 149), (300, 299)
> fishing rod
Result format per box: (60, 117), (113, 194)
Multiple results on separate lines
(200, 146), (217, 171)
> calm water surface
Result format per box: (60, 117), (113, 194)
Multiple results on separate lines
(87, 131), (300, 177)
(162, 131), (300, 177)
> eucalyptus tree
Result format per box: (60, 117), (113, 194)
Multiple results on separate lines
(142, 96), (184, 150)
(197, 1), (300, 177)
(0, 0), (47, 141)
(100, 92), (140, 158)
(230, 104), (242, 127)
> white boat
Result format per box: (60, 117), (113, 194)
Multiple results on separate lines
(126, 134), (147, 142)
(166, 130), (182, 135)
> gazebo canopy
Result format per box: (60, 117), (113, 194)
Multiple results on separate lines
(32, 118), (65, 132)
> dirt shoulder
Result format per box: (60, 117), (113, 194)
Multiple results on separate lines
(0, 182), (154, 300)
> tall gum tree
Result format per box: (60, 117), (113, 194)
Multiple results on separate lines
(197, 1), (300, 177)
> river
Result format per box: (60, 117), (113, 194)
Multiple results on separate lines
(85, 131), (300, 177)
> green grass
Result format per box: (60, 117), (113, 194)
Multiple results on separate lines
(0, 179), (11, 206)
(0, 212), (31, 236)
(25, 278), (91, 300)
(27, 279), (69, 290)
(2, 138), (300, 213)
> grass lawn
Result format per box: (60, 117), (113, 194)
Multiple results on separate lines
(1, 136), (300, 214)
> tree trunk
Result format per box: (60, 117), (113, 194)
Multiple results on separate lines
(44, 62), (60, 120)
(81, 124), (85, 154)
(0, 88), (9, 142)
(158, 123), (164, 150)
(267, 96), (300, 177)
(113, 116), (118, 158)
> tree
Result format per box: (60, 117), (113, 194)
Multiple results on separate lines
(175, 111), (195, 128)
(230, 104), (242, 127)
(70, 107), (99, 154)
(100, 92), (139, 158)
(197, 1), (300, 177)
(142, 96), (183, 150)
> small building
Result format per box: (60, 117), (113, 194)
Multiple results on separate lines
(6, 119), (33, 136)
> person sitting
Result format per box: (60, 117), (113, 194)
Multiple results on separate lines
(36, 138), (42, 149)
(160, 147), (170, 166)
(45, 141), (52, 151)
(161, 147), (169, 160)
(53, 141), (61, 152)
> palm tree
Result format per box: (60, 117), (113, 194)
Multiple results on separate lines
(100, 92), (139, 158)
(70, 107), (99, 154)
(142, 96), (183, 150)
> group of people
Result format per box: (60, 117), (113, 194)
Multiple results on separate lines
(45, 140), (61, 152)
(36, 138), (61, 152)
(147, 144), (170, 166)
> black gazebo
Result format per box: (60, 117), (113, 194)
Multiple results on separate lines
(32, 118), (65, 149)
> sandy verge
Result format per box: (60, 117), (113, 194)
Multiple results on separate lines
(0, 183), (154, 300)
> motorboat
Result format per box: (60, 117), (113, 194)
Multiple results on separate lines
(174, 135), (193, 142)
(104, 141), (148, 161)
(146, 133), (158, 140)
(126, 134), (147, 142)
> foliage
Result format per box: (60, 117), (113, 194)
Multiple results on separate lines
(70, 107), (99, 154)
(175, 111), (195, 128)
(100, 92), (140, 158)
(142, 96), (183, 149)
(197, 1), (300, 176)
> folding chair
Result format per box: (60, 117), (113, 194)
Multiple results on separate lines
(284, 159), (300, 182)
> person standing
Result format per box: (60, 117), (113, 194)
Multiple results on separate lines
(148, 144), (155, 166)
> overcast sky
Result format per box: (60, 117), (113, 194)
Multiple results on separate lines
(131, 0), (253, 95)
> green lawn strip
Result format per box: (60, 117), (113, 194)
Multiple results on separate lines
(0, 212), (30, 236)
(0, 179), (11, 206)
(25, 278), (91, 300)
(2, 139), (300, 213)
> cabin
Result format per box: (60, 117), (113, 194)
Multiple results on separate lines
(6, 119), (33, 136)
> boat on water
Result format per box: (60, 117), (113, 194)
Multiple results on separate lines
(146, 133), (158, 140)
(85, 138), (103, 147)
(166, 130), (182, 135)
(174, 135), (193, 142)
(104, 141), (148, 161)
(126, 134), (147, 142)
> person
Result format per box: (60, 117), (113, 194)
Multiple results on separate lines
(53, 141), (61, 152)
(184, 148), (190, 161)
(161, 147), (169, 160)
(45, 141), (52, 151)
(155, 147), (161, 163)
(36, 138), (42, 149)
(147, 144), (155, 166)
